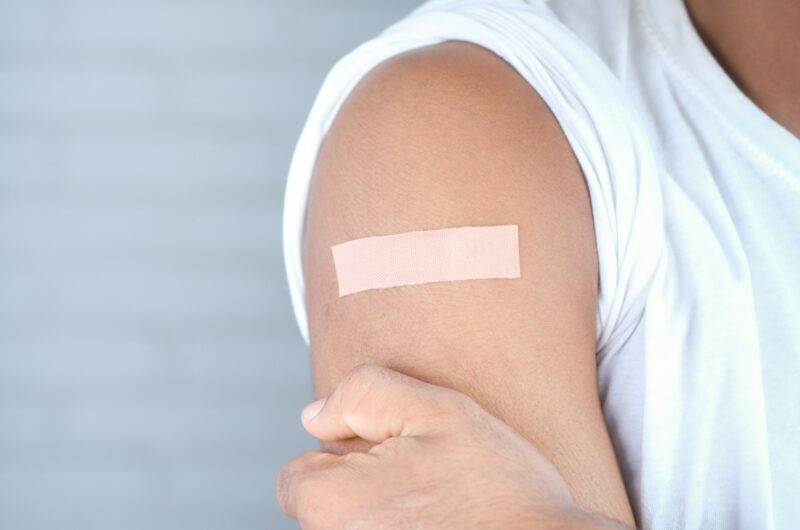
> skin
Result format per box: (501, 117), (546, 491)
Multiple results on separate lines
(276, 364), (628, 530)
(685, 0), (800, 136)
(278, 1), (798, 527)
(294, 40), (635, 527)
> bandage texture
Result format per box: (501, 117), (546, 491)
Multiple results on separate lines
(331, 224), (520, 296)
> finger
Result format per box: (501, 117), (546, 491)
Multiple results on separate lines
(320, 437), (378, 456)
(301, 363), (467, 443)
(275, 450), (339, 519)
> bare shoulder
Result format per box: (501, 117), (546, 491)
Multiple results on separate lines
(306, 39), (596, 318)
(307, 40), (590, 238)
(302, 40), (633, 527)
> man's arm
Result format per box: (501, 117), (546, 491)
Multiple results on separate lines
(302, 40), (635, 527)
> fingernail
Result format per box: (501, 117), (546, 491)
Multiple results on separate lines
(301, 397), (327, 422)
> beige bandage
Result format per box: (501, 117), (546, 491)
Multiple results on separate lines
(331, 224), (520, 296)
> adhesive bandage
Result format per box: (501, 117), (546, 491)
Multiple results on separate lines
(331, 224), (520, 297)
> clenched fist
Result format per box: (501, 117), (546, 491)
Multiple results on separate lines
(277, 364), (629, 530)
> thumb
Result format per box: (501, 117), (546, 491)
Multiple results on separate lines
(301, 364), (462, 443)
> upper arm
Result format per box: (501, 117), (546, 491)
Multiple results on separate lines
(302, 40), (635, 527)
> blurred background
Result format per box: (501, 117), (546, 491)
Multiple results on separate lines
(0, 1), (418, 528)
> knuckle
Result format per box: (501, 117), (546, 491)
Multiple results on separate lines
(296, 471), (347, 529)
(296, 474), (332, 524)
(275, 451), (335, 517)
(434, 387), (481, 423)
(274, 464), (294, 513)
(339, 363), (389, 406)
(345, 363), (386, 386)
(294, 471), (322, 506)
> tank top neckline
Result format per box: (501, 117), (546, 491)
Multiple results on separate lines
(637, 0), (800, 179)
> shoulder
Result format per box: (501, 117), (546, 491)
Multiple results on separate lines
(310, 39), (594, 247)
(304, 38), (599, 359)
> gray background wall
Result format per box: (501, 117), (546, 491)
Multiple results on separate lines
(0, 1), (419, 528)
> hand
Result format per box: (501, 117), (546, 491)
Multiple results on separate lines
(276, 364), (627, 529)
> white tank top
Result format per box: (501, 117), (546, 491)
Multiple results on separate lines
(282, 0), (800, 527)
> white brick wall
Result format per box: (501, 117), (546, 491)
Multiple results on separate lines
(0, 1), (420, 528)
